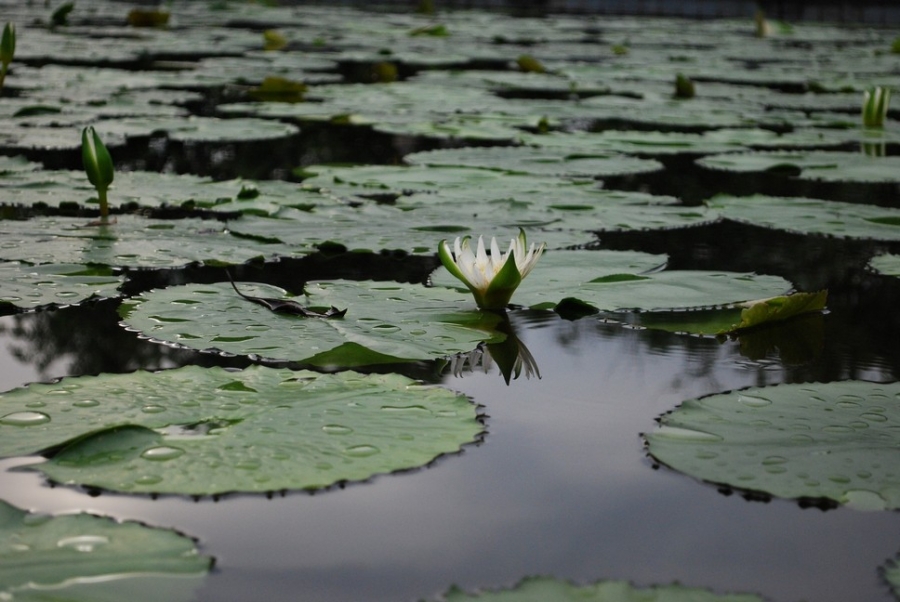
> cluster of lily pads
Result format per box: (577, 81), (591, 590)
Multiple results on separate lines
(1, 1), (900, 600)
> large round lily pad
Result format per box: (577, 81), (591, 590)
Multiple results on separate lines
(434, 576), (764, 601)
(645, 381), (900, 510)
(432, 250), (791, 313)
(0, 500), (210, 601)
(1, 366), (482, 495)
(120, 280), (505, 366)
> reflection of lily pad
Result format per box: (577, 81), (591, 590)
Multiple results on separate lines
(645, 381), (900, 510)
(2, 366), (481, 495)
(432, 250), (791, 312)
(434, 576), (764, 601)
(0, 500), (210, 601)
(0, 262), (123, 309)
(710, 195), (900, 241)
(120, 280), (504, 365)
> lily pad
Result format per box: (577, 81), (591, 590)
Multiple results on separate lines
(0, 262), (123, 309)
(710, 195), (900, 241)
(645, 381), (900, 510)
(0, 366), (482, 495)
(0, 500), (209, 601)
(432, 250), (792, 313)
(404, 146), (663, 178)
(868, 253), (900, 277)
(433, 576), (764, 601)
(0, 215), (291, 268)
(697, 151), (900, 184)
(120, 280), (504, 365)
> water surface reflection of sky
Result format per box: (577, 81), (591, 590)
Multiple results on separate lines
(1, 311), (898, 602)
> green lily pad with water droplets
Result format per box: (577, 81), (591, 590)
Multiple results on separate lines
(697, 151), (900, 184)
(0, 499), (209, 601)
(0, 262), (123, 309)
(645, 381), (900, 510)
(120, 280), (505, 365)
(1, 366), (481, 495)
(432, 250), (791, 313)
(710, 195), (900, 241)
(404, 146), (663, 178)
(433, 575), (765, 602)
(0, 215), (291, 268)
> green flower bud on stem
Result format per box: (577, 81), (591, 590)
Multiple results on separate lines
(81, 126), (115, 220)
(0, 23), (15, 95)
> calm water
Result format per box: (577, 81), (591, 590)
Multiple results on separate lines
(1, 217), (900, 601)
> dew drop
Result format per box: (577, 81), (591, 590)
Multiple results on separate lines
(860, 412), (888, 423)
(57, 535), (110, 553)
(25, 401), (46, 409)
(0, 411), (51, 426)
(141, 446), (185, 461)
(141, 404), (166, 414)
(762, 455), (787, 465)
(135, 475), (163, 486)
(695, 451), (718, 460)
(235, 459), (261, 470)
(381, 405), (428, 413)
(823, 425), (853, 433)
(652, 426), (723, 442)
(322, 424), (354, 435)
(73, 399), (100, 408)
(738, 394), (772, 408)
(345, 444), (380, 458)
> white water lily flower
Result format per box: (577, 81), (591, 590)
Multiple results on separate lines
(438, 230), (545, 311)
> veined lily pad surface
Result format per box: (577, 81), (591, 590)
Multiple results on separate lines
(120, 281), (504, 365)
(2, 365), (481, 495)
(0, 499), (210, 601)
(434, 576), (764, 602)
(645, 381), (900, 510)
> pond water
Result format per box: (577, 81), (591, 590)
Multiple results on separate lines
(3, 2), (900, 601)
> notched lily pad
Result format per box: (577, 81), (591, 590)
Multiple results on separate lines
(0, 499), (210, 601)
(120, 280), (505, 366)
(645, 381), (900, 510)
(2, 366), (482, 495)
(433, 575), (765, 601)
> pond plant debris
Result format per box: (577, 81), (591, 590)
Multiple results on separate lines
(227, 271), (346, 318)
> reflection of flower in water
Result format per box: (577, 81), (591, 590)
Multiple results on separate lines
(449, 330), (540, 385)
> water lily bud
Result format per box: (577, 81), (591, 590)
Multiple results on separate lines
(0, 23), (15, 66)
(863, 86), (891, 129)
(81, 126), (114, 192)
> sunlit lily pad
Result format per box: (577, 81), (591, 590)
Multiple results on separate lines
(697, 151), (900, 184)
(645, 381), (900, 510)
(710, 195), (900, 241)
(405, 146), (663, 178)
(0, 500), (209, 601)
(0, 366), (482, 495)
(120, 280), (504, 365)
(432, 250), (791, 313)
(433, 575), (764, 601)
(0, 262), (123, 309)
(0, 216), (290, 268)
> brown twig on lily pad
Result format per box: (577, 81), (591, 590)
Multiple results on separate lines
(226, 271), (346, 318)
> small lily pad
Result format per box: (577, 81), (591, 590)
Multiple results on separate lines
(120, 280), (505, 365)
(0, 366), (482, 495)
(0, 500), (210, 601)
(645, 381), (900, 510)
(868, 253), (900, 277)
(433, 576), (765, 601)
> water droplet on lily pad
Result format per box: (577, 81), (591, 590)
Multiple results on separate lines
(141, 446), (185, 461)
(322, 424), (354, 435)
(345, 445), (380, 458)
(57, 535), (110, 553)
(141, 404), (166, 414)
(73, 399), (100, 408)
(738, 394), (772, 407)
(1, 411), (51, 426)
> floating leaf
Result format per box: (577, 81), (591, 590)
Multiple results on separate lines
(868, 253), (900, 277)
(0, 261), (122, 309)
(0, 366), (482, 495)
(697, 151), (900, 184)
(0, 500), (209, 601)
(645, 381), (900, 510)
(433, 576), (764, 601)
(120, 280), (504, 365)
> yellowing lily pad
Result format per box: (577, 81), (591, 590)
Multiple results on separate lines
(645, 381), (900, 510)
(2, 366), (482, 495)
